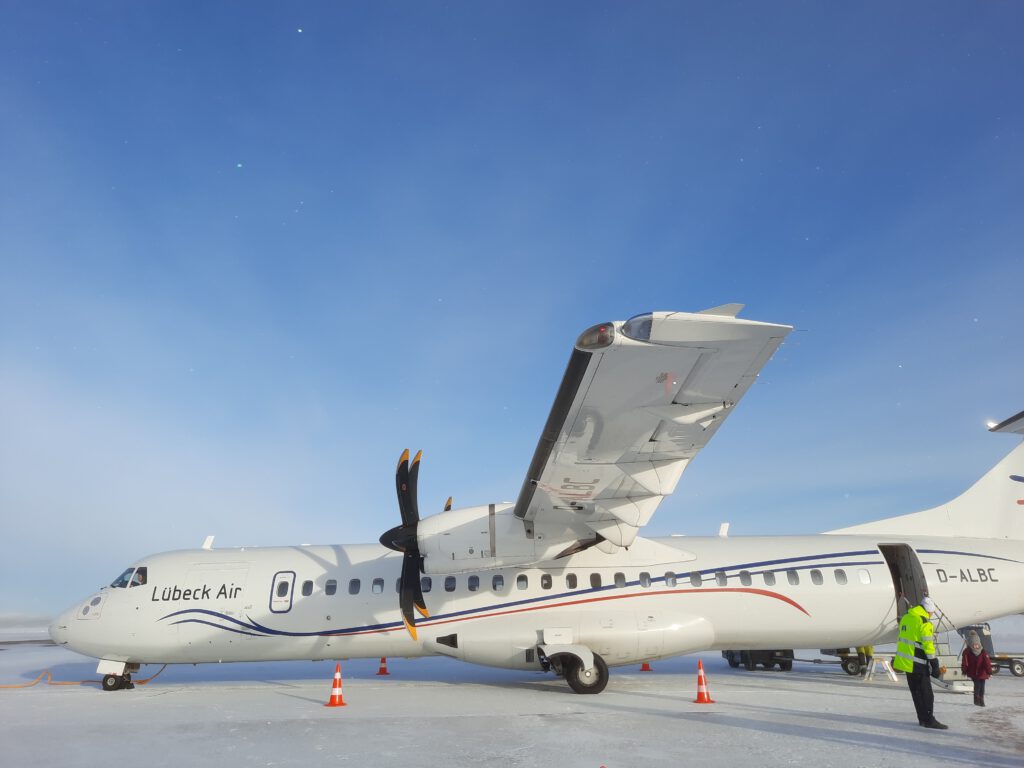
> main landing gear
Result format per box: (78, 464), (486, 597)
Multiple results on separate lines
(101, 673), (135, 691)
(539, 648), (610, 694)
(564, 653), (609, 694)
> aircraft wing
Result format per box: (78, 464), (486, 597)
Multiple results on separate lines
(513, 306), (792, 551)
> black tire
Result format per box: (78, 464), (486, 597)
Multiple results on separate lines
(991, 662), (1000, 675)
(780, 660), (793, 672)
(726, 653), (740, 669)
(763, 662), (776, 671)
(1010, 660), (1024, 677)
(565, 653), (609, 694)
(102, 674), (123, 691)
(743, 653), (755, 671)
(841, 659), (861, 676)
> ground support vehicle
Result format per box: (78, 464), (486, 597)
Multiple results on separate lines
(722, 649), (794, 671)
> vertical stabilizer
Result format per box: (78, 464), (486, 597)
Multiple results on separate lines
(827, 441), (1024, 540)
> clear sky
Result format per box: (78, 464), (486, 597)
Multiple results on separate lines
(2, 2), (1022, 617)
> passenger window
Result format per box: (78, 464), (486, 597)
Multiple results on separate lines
(614, 572), (626, 588)
(665, 572), (677, 587)
(445, 576), (456, 592)
(834, 569), (848, 585)
(325, 579), (337, 596)
(715, 571), (727, 586)
(468, 575), (480, 592)
(810, 569), (823, 586)
(110, 568), (135, 589)
(690, 572), (702, 587)
(130, 567), (148, 587)
(541, 574), (552, 590)
(787, 570), (800, 585)
(566, 573), (578, 589)
(639, 572), (651, 588)
(763, 571), (776, 586)
(858, 569), (871, 585)
(348, 579), (360, 595)
(739, 571), (752, 586)
(277, 581), (290, 598)
(492, 574), (505, 591)
(516, 574), (528, 590)
(301, 580), (313, 596)
(372, 578), (384, 594)
(590, 573), (602, 588)
(420, 577), (432, 593)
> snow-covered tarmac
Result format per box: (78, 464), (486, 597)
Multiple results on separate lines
(3, 634), (1023, 768)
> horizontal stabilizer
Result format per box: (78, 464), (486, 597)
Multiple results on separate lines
(990, 409), (1024, 435)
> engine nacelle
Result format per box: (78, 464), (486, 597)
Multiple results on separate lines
(417, 503), (595, 575)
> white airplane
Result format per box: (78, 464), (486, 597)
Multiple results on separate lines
(49, 307), (1024, 694)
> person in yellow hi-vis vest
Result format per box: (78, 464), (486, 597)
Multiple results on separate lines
(893, 596), (947, 730)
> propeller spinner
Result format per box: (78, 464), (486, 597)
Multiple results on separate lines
(379, 449), (431, 639)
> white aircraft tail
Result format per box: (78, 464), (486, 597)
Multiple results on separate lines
(827, 441), (1024, 540)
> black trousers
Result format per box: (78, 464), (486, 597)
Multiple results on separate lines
(973, 678), (986, 699)
(905, 668), (934, 724)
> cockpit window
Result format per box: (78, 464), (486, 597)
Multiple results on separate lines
(110, 568), (135, 588)
(130, 567), (148, 587)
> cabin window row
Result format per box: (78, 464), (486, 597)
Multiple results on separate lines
(294, 566), (870, 597)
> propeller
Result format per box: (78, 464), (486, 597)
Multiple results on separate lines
(379, 449), (430, 640)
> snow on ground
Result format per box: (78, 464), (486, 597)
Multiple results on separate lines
(3, 634), (1023, 768)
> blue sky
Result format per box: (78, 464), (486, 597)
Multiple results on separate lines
(2, 3), (1022, 616)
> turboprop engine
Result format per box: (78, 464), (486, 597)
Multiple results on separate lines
(379, 450), (602, 639)
(416, 502), (599, 575)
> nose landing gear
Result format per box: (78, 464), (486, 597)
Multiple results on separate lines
(101, 673), (135, 691)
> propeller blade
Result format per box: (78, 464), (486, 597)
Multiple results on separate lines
(408, 450), (422, 522)
(413, 567), (430, 618)
(396, 449), (416, 528)
(399, 553), (419, 640)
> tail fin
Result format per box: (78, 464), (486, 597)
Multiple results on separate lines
(827, 440), (1024, 540)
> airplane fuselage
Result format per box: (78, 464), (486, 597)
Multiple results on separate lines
(51, 532), (1024, 672)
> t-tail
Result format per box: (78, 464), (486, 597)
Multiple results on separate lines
(827, 410), (1024, 541)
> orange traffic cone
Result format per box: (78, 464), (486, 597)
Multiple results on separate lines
(640, 662), (653, 672)
(376, 657), (390, 676)
(324, 662), (347, 707)
(693, 659), (714, 704)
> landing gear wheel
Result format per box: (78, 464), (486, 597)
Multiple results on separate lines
(102, 674), (123, 691)
(841, 659), (861, 676)
(565, 653), (609, 694)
